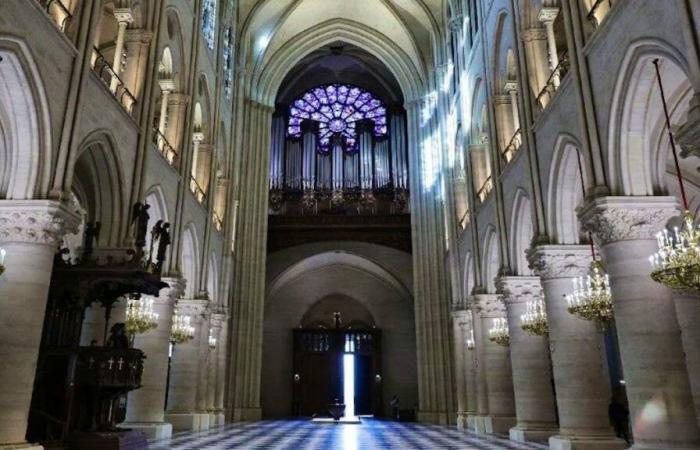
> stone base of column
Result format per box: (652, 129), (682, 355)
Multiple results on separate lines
(118, 422), (173, 440)
(165, 413), (210, 431)
(416, 411), (450, 425)
(208, 413), (225, 427)
(486, 415), (516, 434)
(549, 434), (627, 450)
(467, 415), (489, 434)
(509, 425), (558, 443)
(0, 444), (43, 450)
(230, 407), (261, 422)
(456, 412), (469, 429)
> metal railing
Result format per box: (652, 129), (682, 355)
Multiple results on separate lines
(39, 0), (72, 32)
(190, 176), (206, 204)
(587, 0), (613, 29)
(459, 209), (471, 229)
(476, 176), (493, 204)
(535, 52), (570, 110)
(152, 128), (178, 167)
(212, 212), (223, 231)
(502, 128), (522, 163)
(91, 47), (137, 116)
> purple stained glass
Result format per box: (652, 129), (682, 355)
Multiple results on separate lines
(287, 84), (388, 145)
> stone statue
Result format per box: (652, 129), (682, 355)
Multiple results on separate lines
(83, 221), (101, 258)
(155, 222), (171, 274)
(131, 202), (150, 252)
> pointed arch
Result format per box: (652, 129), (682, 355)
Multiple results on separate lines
(509, 188), (534, 275)
(181, 223), (201, 299)
(481, 225), (500, 293)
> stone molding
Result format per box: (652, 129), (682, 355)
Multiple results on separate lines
(452, 309), (471, 327)
(448, 15), (463, 32)
(125, 29), (154, 44)
(496, 276), (542, 304)
(492, 94), (510, 105)
(526, 245), (591, 279)
(114, 8), (134, 24)
(578, 196), (679, 245)
(0, 200), (80, 245)
(521, 28), (547, 42)
(168, 92), (190, 106)
(210, 313), (226, 330)
(472, 294), (506, 317)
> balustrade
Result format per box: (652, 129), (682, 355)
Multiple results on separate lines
(587, 0), (613, 29)
(535, 52), (570, 110)
(502, 128), (522, 163)
(212, 212), (223, 231)
(38, 0), (72, 32)
(190, 176), (207, 204)
(91, 47), (137, 116)
(152, 128), (178, 167)
(476, 176), (493, 204)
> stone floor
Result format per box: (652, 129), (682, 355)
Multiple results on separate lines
(149, 418), (547, 449)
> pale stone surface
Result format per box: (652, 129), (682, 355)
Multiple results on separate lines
(473, 294), (516, 434)
(580, 196), (700, 449)
(498, 276), (558, 443)
(0, 201), (79, 448)
(528, 245), (625, 450)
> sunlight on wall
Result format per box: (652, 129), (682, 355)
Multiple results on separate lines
(343, 353), (356, 418)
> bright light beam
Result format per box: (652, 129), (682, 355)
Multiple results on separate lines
(343, 353), (355, 418)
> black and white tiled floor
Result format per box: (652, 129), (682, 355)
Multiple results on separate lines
(149, 419), (547, 449)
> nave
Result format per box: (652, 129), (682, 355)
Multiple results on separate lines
(149, 419), (545, 450)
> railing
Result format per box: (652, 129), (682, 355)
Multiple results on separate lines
(535, 52), (570, 110)
(212, 212), (223, 231)
(91, 47), (137, 116)
(152, 128), (178, 167)
(502, 128), (522, 163)
(190, 176), (206, 204)
(476, 176), (493, 204)
(587, 0), (613, 29)
(38, 0), (72, 32)
(459, 209), (471, 230)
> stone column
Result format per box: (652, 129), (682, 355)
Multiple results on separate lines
(195, 308), (211, 428)
(214, 316), (228, 424)
(528, 245), (625, 450)
(156, 79), (174, 149)
(165, 298), (210, 431)
(165, 93), (189, 157)
(498, 276), (558, 443)
(473, 294), (517, 434)
(538, 7), (560, 88)
(195, 144), (214, 196)
(521, 28), (550, 98)
(0, 200), (79, 449)
(580, 196), (700, 448)
(119, 278), (184, 439)
(207, 313), (224, 426)
(504, 82), (520, 133)
(452, 310), (470, 428)
(467, 301), (489, 432)
(672, 290), (700, 428)
(109, 9), (133, 93)
(122, 29), (152, 100)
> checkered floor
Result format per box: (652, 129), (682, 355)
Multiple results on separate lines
(149, 419), (547, 449)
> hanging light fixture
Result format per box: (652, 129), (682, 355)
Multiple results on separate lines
(0, 248), (5, 275)
(208, 328), (217, 349)
(171, 309), (195, 344)
(565, 143), (614, 327)
(647, 58), (700, 292)
(488, 317), (510, 347)
(566, 261), (614, 325)
(520, 294), (548, 336)
(125, 296), (159, 338)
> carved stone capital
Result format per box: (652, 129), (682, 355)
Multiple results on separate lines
(0, 200), (80, 246)
(521, 28), (547, 42)
(578, 196), (679, 245)
(472, 294), (506, 318)
(526, 245), (592, 279)
(538, 7), (559, 23)
(210, 312), (226, 330)
(176, 298), (209, 320)
(158, 78), (175, 93)
(448, 15), (463, 32)
(496, 276), (542, 304)
(160, 276), (186, 301)
(503, 81), (519, 94)
(113, 8), (134, 24)
(675, 93), (700, 159)
(452, 309), (472, 327)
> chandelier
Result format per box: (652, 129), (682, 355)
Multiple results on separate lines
(208, 329), (217, 349)
(520, 295), (548, 336)
(171, 310), (195, 344)
(0, 247), (5, 276)
(566, 261), (613, 325)
(650, 212), (700, 290)
(488, 318), (510, 347)
(647, 58), (700, 292)
(125, 296), (159, 337)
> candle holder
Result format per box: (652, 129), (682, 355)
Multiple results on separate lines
(566, 261), (613, 326)
(488, 317), (510, 347)
(125, 296), (159, 339)
(520, 294), (548, 336)
(171, 310), (195, 344)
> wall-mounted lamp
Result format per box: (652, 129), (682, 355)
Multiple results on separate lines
(293, 373), (301, 383)
(375, 374), (382, 382)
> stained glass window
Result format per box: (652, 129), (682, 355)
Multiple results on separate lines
(222, 26), (233, 99)
(202, 0), (217, 50)
(287, 84), (387, 151)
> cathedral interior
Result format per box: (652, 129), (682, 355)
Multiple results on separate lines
(1, 0), (700, 449)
